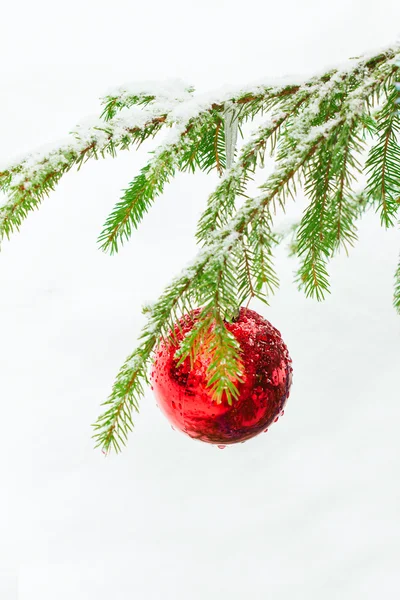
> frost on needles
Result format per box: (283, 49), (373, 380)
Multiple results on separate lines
(0, 46), (399, 453)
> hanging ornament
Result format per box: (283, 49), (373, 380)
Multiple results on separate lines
(151, 307), (293, 446)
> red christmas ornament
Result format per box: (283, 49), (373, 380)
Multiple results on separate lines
(151, 307), (293, 446)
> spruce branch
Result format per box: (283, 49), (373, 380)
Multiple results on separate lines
(327, 127), (365, 255)
(97, 111), (227, 253)
(94, 100), (343, 452)
(94, 47), (400, 452)
(1, 44), (400, 453)
(98, 150), (177, 254)
(0, 108), (169, 244)
(236, 241), (258, 306)
(100, 79), (195, 121)
(204, 312), (244, 405)
(365, 87), (400, 227)
(196, 104), (304, 245)
(93, 227), (246, 450)
(93, 257), (209, 452)
(248, 208), (280, 297)
(295, 59), (398, 299)
(182, 113), (226, 174)
(195, 81), (347, 246)
(1, 46), (397, 249)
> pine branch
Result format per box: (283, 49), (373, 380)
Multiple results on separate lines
(94, 228), (246, 450)
(64, 48), (400, 454)
(174, 308), (214, 368)
(93, 258), (209, 452)
(97, 150), (176, 254)
(100, 79), (195, 121)
(283, 190), (368, 258)
(195, 84), (341, 246)
(93, 105), (338, 452)
(235, 241), (258, 306)
(328, 127), (365, 255)
(0, 109), (169, 245)
(204, 312), (244, 405)
(97, 112), (225, 253)
(95, 49), (400, 452)
(195, 109), (295, 244)
(181, 113), (226, 174)
(246, 209), (280, 300)
(93, 353), (148, 453)
(1, 46), (397, 250)
(365, 87), (400, 227)
(295, 60), (398, 299)
(296, 131), (342, 300)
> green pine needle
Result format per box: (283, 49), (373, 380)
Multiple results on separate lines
(365, 88), (400, 227)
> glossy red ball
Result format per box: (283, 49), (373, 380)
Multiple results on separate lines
(150, 307), (293, 445)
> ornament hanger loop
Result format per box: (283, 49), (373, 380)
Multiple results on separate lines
(224, 103), (238, 171)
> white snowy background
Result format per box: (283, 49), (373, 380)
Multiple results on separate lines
(1, 1), (399, 598)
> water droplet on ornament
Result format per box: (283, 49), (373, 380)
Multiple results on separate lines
(172, 401), (176, 410)
(274, 416), (279, 423)
(178, 403), (182, 410)
(217, 444), (226, 450)
(264, 428), (269, 433)
(281, 410), (285, 417)
(171, 425), (175, 431)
